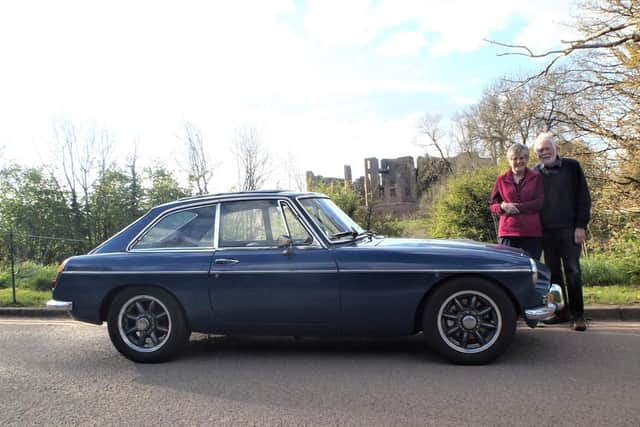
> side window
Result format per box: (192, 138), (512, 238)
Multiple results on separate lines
(133, 205), (216, 250)
(220, 200), (286, 247)
(281, 203), (313, 245)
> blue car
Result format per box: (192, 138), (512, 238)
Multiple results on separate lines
(48, 191), (563, 364)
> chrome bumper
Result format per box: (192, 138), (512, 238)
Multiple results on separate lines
(524, 284), (565, 321)
(46, 299), (73, 311)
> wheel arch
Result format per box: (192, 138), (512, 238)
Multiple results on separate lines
(413, 273), (522, 333)
(100, 284), (191, 331)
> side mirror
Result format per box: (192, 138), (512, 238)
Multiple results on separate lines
(277, 235), (293, 255)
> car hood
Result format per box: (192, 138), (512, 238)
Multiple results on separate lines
(336, 236), (533, 270)
(374, 237), (524, 255)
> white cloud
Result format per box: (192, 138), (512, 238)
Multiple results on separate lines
(511, 0), (580, 54)
(302, 0), (577, 57)
(377, 31), (426, 57)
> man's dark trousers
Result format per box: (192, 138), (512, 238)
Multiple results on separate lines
(543, 228), (584, 318)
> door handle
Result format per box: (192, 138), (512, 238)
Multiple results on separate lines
(215, 258), (240, 265)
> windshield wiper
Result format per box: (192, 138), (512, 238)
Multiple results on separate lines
(329, 229), (358, 240)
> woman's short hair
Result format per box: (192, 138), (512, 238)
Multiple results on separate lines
(507, 143), (529, 159)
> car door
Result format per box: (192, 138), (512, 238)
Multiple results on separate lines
(209, 199), (339, 335)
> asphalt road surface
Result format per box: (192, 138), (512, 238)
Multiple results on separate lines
(0, 318), (639, 426)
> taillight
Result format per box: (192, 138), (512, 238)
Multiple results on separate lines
(51, 258), (69, 290)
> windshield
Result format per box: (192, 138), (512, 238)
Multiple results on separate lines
(299, 197), (364, 241)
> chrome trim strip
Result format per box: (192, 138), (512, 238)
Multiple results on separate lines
(279, 200), (291, 237)
(62, 270), (337, 275)
(127, 248), (215, 253)
(214, 203), (221, 249)
(46, 299), (73, 311)
(211, 270), (337, 274)
(127, 202), (219, 252)
(62, 268), (528, 275)
(62, 271), (210, 275)
(339, 268), (531, 273)
(91, 212), (149, 254)
(214, 246), (323, 251)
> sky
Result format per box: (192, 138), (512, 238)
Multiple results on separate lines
(0, 0), (579, 192)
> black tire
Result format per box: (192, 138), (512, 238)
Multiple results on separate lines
(423, 277), (516, 365)
(107, 287), (190, 363)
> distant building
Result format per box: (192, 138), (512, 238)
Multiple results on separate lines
(306, 152), (491, 217)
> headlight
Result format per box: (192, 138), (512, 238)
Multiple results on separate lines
(529, 258), (538, 284)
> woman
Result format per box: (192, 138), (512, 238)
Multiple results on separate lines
(490, 143), (544, 260)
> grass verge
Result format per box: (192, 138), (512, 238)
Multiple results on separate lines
(0, 288), (51, 307)
(583, 285), (640, 305)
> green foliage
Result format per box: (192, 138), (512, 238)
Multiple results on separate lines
(352, 204), (404, 237)
(427, 164), (501, 242)
(0, 261), (57, 291)
(308, 181), (362, 218)
(0, 269), (10, 288)
(143, 166), (191, 209)
(90, 169), (140, 245)
(582, 253), (640, 287)
(0, 165), (80, 264)
(398, 217), (430, 238)
(307, 181), (405, 237)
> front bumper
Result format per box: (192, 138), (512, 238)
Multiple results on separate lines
(46, 299), (73, 311)
(524, 284), (565, 321)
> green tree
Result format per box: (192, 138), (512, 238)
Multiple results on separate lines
(143, 166), (191, 209)
(89, 169), (138, 245)
(0, 165), (78, 264)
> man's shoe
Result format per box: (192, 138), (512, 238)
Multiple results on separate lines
(574, 317), (587, 331)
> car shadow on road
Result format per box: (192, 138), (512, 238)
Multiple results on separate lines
(174, 325), (556, 365)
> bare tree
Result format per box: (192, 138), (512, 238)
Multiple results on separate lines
(282, 152), (306, 192)
(182, 121), (213, 195)
(486, 0), (640, 85)
(416, 113), (455, 175)
(52, 117), (113, 245)
(233, 123), (270, 191)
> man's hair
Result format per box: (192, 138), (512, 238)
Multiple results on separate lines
(535, 132), (555, 147)
(507, 143), (529, 159)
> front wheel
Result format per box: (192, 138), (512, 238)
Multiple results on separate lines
(423, 277), (516, 365)
(107, 287), (190, 363)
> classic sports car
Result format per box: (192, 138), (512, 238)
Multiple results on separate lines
(48, 191), (563, 364)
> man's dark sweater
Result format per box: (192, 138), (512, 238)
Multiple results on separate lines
(534, 157), (591, 230)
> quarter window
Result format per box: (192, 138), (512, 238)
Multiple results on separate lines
(133, 205), (216, 249)
(281, 202), (313, 245)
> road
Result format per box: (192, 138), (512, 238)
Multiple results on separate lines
(0, 318), (639, 426)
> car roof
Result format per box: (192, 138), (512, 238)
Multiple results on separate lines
(157, 190), (327, 209)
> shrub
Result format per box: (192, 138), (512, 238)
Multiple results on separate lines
(0, 269), (9, 288)
(22, 265), (57, 291)
(0, 261), (58, 291)
(582, 253), (640, 287)
(427, 164), (502, 242)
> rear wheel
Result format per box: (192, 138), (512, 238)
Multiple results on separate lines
(423, 277), (516, 365)
(107, 287), (189, 363)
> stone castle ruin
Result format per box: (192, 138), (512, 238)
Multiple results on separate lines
(306, 153), (491, 217)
